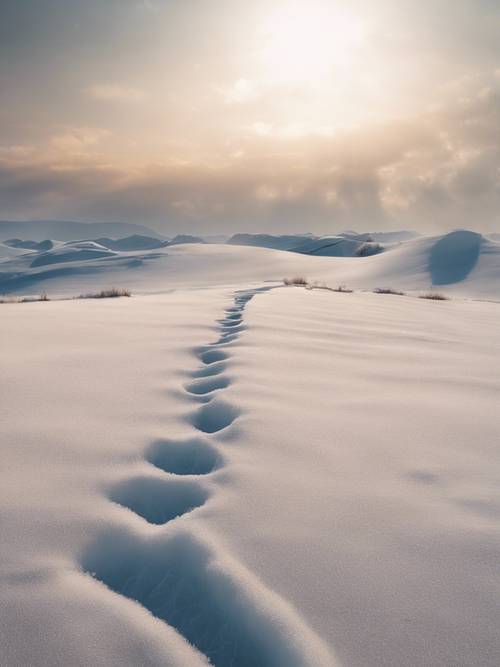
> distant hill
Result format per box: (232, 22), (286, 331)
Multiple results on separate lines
(227, 232), (384, 257)
(169, 234), (206, 245)
(227, 233), (315, 251)
(0, 220), (165, 241)
(95, 235), (169, 251)
(366, 231), (419, 243)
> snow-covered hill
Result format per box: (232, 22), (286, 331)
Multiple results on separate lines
(1, 230), (499, 299)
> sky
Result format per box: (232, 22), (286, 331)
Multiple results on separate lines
(0, 0), (499, 235)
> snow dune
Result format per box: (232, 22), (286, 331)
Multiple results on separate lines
(1, 231), (500, 666)
(1, 229), (499, 299)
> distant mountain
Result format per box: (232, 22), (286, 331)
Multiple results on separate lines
(202, 234), (229, 244)
(0, 220), (165, 241)
(169, 234), (206, 245)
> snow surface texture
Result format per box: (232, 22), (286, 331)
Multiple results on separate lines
(1, 229), (500, 299)
(81, 288), (334, 667)
(1, 231), (500, 666)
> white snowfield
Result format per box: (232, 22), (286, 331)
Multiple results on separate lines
(1, 230), (500, 666)
(1, 229), (500, 299)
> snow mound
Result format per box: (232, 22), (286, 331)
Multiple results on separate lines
(29, 241), (115, 267)
(429, 230), (482, 285)
(291, 236), (383, 257)
(4, 239), (54, 252)
(94, 235), (169, 251)
(227, 233), (315, 250)
(0, 230), (499, 299)
(227, 233), (384, 257)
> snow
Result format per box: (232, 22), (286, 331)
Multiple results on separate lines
(1, 230), (500, 299)
(1, 230), (500, 666)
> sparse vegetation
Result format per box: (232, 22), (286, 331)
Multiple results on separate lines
(1, 293), (50, 303)
(1, 289), (132, 304)
(78, 288), (131, 299)
(373, 287), (406, 296)
(309, 283), (353, 293)
(283, 276), (308, 286)
(419, 292), (449, 301)
(285, 278), (354, 293)
(22, 293), (50, 302)
(329, 285), (353, 293)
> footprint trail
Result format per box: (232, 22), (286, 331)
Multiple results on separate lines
(82, 286), (335, 667)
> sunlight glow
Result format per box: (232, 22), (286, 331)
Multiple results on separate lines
(259, 2), (366, 85)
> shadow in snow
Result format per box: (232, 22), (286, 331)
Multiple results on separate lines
(146, 437), (221, 476)
(82, 528), (328, 667)
(190, 399), (240, 434)
(108, 476), (209, 525)
(191, 361), (228, 379)
(430, 230), (482, 285)
(198, 348), (229, 365)
(185, 375), (231, 396)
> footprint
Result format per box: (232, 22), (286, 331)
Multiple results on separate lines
(189, 398), (240, 434)
(185, 375), (231, 396)
(215, 332), (239, 344)
(191, 361), (227, 379)
(219, 321), (245, 331)
(82, 528), (333, 667)
(108, 476), (209, 525)
(198, 348), (228, 365)
(146, 438), (221, 476)
(223, 312), (243, 321)
(218, 318), (244, 328)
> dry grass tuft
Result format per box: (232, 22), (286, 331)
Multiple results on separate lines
(78, 288), (131, 299)
(419, 292), (449, 301)
(283, 276), (308, 286)
(373, 287), (406, 296)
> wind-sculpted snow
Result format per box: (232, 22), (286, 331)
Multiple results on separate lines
(81, 285), (336, 667)
(1, 230), (500, 298)
(430, 230), (482, 285)
(30, 246), (115, 267)
(94, 235), (168, 251)
(3, 282), (500, 666)
(5, 238), (54, 251)
(83, 528), (333, 667)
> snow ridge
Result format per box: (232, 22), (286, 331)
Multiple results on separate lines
(81, 287), (335, 667)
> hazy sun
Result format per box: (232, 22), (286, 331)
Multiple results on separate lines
(259, 2), (365, 85)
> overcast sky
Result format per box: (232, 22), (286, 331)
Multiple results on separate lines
(0, 0), (499, 235)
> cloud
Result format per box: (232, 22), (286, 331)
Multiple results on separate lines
(48, 127), (111, 153)
(2, 73), (499, 236)
(85, 83), (146, 102)
(1, 0), (499, 235)
(221, 78), (261, 104)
